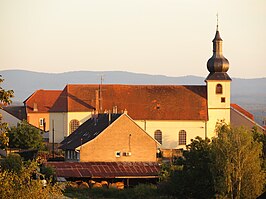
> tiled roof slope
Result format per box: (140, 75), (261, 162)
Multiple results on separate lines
(44, 162), (160, 178)
(60, 113), (122, 150)
(3, 106), (27, 120)
(24, 90), (61, 113)
(50, 84), (208, 121)
(230, 104), (254, 121)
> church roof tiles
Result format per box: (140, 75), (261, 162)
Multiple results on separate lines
(50, 84), (208, 121)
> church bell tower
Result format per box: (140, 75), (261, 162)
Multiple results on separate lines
(205, 25), (231, 138)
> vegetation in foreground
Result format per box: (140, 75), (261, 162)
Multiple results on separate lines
(0, 154), (62, 199)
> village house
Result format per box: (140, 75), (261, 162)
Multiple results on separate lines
(3, 89), (61, 131)
(59, 113), (159, 162)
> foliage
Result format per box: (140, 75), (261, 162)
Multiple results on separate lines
(0, 121), (9, 149)
(252, 126), (266, 170)
(9, 120), (44, 150)
(40, 164), (56, 182)
(0, 76), (14, 149)
(64, 184), (160, 199)
(0, 153), (23, 173)
(211, 124), (265, 199)
(0, 76), (14, 106)
(0, 160), (62, 199)
(159, 137), (214, 198)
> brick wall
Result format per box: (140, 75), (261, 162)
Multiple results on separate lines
(80, 114), (157, 162)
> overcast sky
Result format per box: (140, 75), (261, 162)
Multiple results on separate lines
(0, 0), (265, 78)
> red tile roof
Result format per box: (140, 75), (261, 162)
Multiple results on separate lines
(44, 162), (160, 178)
(24, 90), (62, 113)
(230, 104), (254, 121)
(50, 84), (208, 121)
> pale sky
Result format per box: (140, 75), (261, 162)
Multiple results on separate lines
(0, 0), (265, 78)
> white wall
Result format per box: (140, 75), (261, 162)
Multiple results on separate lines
(206, 80), (231, 138)
(136, 120), (206, 149)
(49, 111), (92, 143)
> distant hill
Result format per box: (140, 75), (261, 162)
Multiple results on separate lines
(1, 70), (266, 124)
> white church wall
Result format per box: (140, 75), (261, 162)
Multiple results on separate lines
(49, 111), (92, 143)
(135, 120), (206, 149)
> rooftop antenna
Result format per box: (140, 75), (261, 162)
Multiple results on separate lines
(216, 13), (219, 31)
(98, 74), (104, 113)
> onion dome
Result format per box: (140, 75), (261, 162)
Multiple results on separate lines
(207, 30), (229, 73)
(205, 28), (231, 81)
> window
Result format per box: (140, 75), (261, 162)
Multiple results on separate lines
(221, 97), (226, 103)
(39, 118), (44, 126)
(115, 151), (121, 157)
(154, 130), (162, 144)
(216, 84), (223, 94)
(69, 119), (80, 134)
(178, 130), (187, 145)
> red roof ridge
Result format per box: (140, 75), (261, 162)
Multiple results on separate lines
(230, 103), (254, 121)
(65, 84), (206, 87)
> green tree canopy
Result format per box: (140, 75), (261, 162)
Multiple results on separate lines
(0, 153), (23, 173)
(211, 124), (265, 199)
(159, 137), (215, 198)
(0, 76), (14, 149)
(9, 120), (44, 150)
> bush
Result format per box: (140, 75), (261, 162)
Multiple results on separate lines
(0, 153), (23, 173)
(0, 161), (62, 199)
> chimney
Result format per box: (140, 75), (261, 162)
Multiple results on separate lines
(124, 109), (128, 114)
(92, 111), (98, 126)
(33, 103), (38, 112)
(108, 112), (111, 125)
(113, 106), (117, 114)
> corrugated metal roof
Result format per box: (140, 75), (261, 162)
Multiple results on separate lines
(44, 162), (160, 178)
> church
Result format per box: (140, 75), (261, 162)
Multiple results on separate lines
(3, 27), (264, 151)
(48, 28), (234, 149)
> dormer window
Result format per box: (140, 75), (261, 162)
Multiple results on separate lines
(216, 84), (223, 94)
(69, 119), (80, 134)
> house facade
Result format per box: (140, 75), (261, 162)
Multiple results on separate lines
(23, 89), (61, 131)
(60, 113), (159, 162)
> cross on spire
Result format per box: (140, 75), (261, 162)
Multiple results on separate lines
(216, 13), (219, 31)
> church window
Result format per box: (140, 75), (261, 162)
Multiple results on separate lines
(154, 130), (162, 144)
(216, 84), (223, 94)
(178, 130), (187, 145)
(69, 119), (80, 134)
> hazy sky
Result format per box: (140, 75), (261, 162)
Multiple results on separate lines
(0, 0), (265, 78)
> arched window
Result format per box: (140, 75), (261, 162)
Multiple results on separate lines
(154, 130), (162, 144)
(178, 130), (187, 145)
(216, 84), (223, 94)
(69, 119), (80, 134)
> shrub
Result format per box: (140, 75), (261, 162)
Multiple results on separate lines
(0, 153), (23, 173)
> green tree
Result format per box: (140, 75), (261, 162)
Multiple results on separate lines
(0, 160), (62, 199)
(9, 120), (44, 150)
(159, 137), (214, 198)
(211, 124), (265, 199)
(0, 75), (14, 149)
(0, 153), (23, 173)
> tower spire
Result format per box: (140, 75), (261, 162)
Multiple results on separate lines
(216, 13), (219, 31)
(206, 20), (231, 80)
